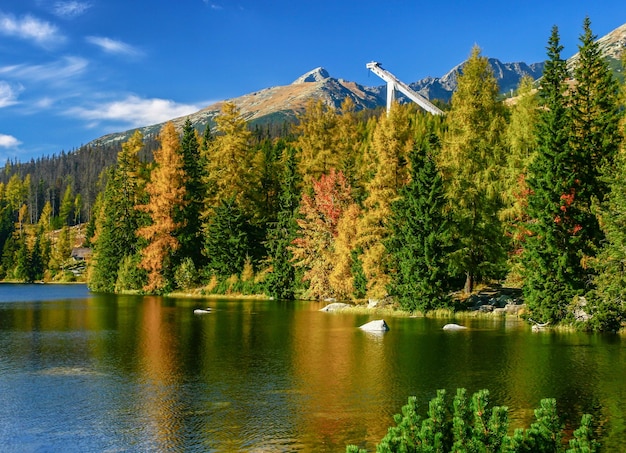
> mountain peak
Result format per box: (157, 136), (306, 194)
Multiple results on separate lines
(292, 67), (330, 84)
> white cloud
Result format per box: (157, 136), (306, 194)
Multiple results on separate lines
(0, 134), (21, 148)
(202, 1), (223, 10)
(0, 56), (88, 83)
(52, 1), (93, 19)
(67, 95), (201, 127)
(0, 12), (65, 47)
(86, 36), (142, 57)
(0, 81), (21, 108)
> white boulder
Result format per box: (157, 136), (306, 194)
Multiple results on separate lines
(359, 319), (389, 332)
(442, 323), (467, 331)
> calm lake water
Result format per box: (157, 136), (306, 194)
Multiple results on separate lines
(0, 284), (624, 452)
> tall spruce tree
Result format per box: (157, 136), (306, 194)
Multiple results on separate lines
(522, 26), (582, 322)
(590, 50), (626, 331)
(89, 131), (146, 293)
(592, 149), (626, 331)
(264, 145), (301, 299)
(523, 21), (623, 324)
(439, 45), (508, 293)
(204, 196), (254, 277)
(178, 118), (205, 269)
(568, 17), (622, 251)
(387, 133), (452, 312)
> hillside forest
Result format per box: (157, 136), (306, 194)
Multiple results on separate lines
(1, 19), (625, 331)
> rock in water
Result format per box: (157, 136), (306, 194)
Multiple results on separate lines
(359, 319), (389, 332)
(442, 323), (467, 331)
(320, 303), (351, 312)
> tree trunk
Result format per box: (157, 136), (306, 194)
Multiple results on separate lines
(464, 271), (474, 294)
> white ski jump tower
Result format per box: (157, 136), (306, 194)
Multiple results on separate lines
(366, 61), (443, 116)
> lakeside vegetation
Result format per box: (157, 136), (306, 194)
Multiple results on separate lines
(347, 388), (598, 453)
(1, 19), (625, 332)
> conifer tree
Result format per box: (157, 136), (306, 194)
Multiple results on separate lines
(137, 122), (186, 292)
(502, 76), (539, 281)
(204, 196), (253, 277)
(58, 184), (74, 227)
(523, 22), (623, 324)
(294, 99), (339, 185)
(387, 133), (452, 312)
(291, 169), (354, 299)
(329, 203), (361, 300)
(89, 131), (146, 293)
(591, 49), (626, 331)
(357, 103), (414, 299)
(567, 17), (622, 253)
(591, 149), (626, 331)
(265, 145), (301, 299)
(335, 97), (365, 198)
(439, 45), (508, 293)
(178, 118), (205, 269)
(522, 26), (576, 322)
(204, 102), (256, 213)
(13, 234), (30, 282)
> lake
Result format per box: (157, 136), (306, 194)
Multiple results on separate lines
(0, 284), (624, 452)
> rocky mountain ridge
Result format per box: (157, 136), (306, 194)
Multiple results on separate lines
(87, 22), (625, 149)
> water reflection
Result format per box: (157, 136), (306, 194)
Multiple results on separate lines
(0, 287), (624, 451)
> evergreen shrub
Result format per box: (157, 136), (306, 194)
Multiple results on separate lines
(346, 388), (598, 453)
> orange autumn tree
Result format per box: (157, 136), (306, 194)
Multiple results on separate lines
(137, 122), (187, 292)
(291, 169), (354, 299)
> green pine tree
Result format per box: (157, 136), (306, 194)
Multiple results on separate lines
(522, 26), (579, 323)
(387, 133), (453, 312)
(265, 145), (301, 299)
(89, 131), (146, 293)
(178, 118), (206, 269)
(204, 197), (253, 277)
(523, 21), (623, 325)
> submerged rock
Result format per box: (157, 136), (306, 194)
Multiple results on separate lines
(443, 323), (468, 331)
(359, 319), (389, 332)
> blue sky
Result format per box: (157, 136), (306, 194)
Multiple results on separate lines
(0, 0), (625, 163)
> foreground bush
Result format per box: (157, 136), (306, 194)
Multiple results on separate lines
(347, 388), (597, 453)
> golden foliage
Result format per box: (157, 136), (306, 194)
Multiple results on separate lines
(137, 122), (186, 292)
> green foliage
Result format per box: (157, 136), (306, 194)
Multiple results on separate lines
(523, 21), (624, 325)
(174, 256), (199, 290)
(89, 131), (146, 293)
(347, 389), (598, 453)
(439, 45), (508, 293)
(264, 145), (300, 299)
(203, 197), (258, 277)
(115, 253), (147, 293)
(387, 133), (453, 312)
(177, 118), (206, 269)
(291, 169), (354, 299)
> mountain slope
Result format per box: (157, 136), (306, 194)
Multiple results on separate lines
(87, 21), (625, 149)
(88, 60), (536, 147)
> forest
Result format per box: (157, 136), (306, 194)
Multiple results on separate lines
(1, 19), (625, 331)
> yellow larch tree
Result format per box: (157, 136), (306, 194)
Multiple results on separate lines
(204, 102), (257, 214)
(357, 103), (415, 300)
(137, 122), (187, 292)
(329, 202), (361, 299)
(294, 99), (339, 185)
